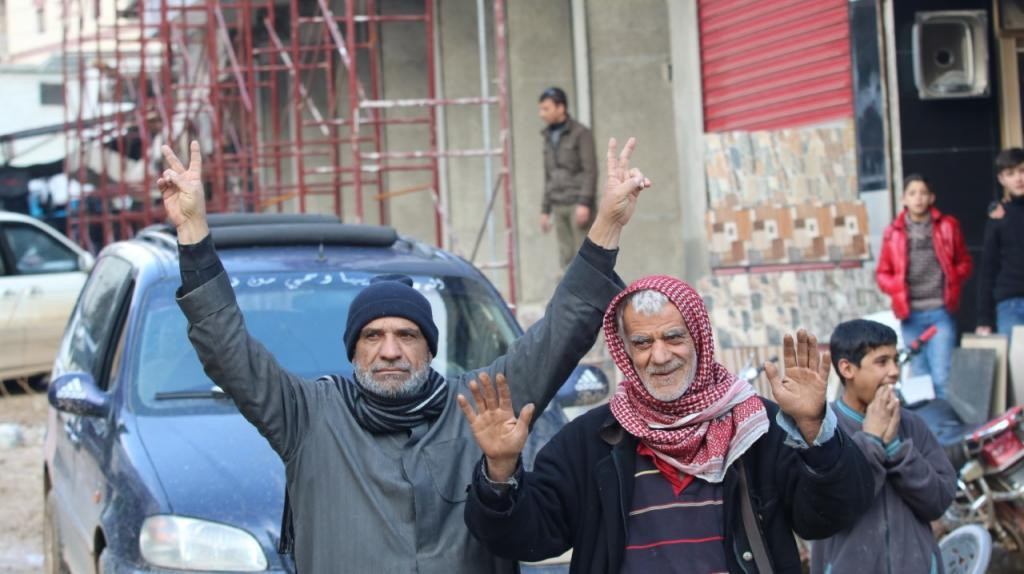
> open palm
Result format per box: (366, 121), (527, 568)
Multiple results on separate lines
(457, 373), (535, 465)
(764, 330), (830, 437)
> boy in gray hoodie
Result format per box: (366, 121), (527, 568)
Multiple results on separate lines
(811, 319), (956, 574)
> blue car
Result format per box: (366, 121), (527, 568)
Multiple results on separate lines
(43, 214), (607, 573)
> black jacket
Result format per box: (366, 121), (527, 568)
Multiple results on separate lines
(978, 195), (1024, 327)
(465, 401), (874, 574)
(542, 117), (597, 213)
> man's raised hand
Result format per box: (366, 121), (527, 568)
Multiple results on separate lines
(457, 373), (535, 483)
(157, 140), (208, 244)
(587, 137), (651, 248)
(764, 329), (831, 444)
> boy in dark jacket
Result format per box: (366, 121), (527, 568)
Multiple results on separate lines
(977, 149), (1024, 342)
(810, 319), (956, 574)
(458, 276), (874, 574)
(876, 175), (971, 399)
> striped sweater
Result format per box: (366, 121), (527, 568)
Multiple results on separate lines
(621, 449), (728, 574)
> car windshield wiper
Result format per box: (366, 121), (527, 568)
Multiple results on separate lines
(154, 385), (230, 400)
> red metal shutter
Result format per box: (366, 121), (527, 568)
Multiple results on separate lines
(699, 0), (853, 132)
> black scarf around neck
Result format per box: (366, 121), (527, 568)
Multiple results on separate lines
(328, 369), (449, 434)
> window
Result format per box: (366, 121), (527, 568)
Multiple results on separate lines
(39, 83), (63, 106)
(66, 256), (133, 380)
(103, 309), (130, 392)
(131, 271), (519, 409)
(3, 223), (78, 274)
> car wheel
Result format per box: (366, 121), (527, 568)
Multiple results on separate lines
(43, 490), (70, 574)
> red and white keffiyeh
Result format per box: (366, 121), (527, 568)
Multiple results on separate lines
(606, 275), (769, 483)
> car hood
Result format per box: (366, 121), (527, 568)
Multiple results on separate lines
(134, 411), (285, 547)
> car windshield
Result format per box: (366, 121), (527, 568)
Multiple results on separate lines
(131, 271), (520, 409)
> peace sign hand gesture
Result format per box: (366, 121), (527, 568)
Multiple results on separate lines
(599, 137), (651, 228)
(157, 140), (208, 244)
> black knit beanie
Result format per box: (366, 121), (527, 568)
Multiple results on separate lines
(343, 274), (439, 360)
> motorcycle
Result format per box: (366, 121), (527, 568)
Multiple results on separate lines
(899, 327), (1024, 559)
(938, 406), (1024, 554)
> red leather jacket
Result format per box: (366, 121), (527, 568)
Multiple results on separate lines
(876, 208), (973, 320)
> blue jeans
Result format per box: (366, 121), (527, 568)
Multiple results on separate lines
(997, 297), (1024, 345)
(901, 308), (957, 400)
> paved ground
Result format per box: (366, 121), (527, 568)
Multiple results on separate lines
(0, 392), (45, 573)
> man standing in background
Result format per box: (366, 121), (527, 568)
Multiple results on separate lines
(539, 87), (598, 270)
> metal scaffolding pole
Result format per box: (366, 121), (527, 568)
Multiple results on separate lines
(60, 0), (519, 305)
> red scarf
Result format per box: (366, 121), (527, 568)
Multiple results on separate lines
(606, 276), (769, 484)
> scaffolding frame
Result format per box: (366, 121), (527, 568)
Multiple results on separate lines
(60, 0), (517, 306)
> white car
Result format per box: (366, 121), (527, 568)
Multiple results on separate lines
(0, 211), (93, 380)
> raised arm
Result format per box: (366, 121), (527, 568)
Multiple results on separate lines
(458, 373), (578, 561)
(475, 138), (651, 413)
(160, 142), (321, 461)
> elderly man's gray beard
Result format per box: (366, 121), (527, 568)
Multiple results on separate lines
(638, 355), (698, 402)
(354, 360), (432, 399)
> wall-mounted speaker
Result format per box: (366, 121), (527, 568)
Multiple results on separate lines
(912, 10), (990, 100)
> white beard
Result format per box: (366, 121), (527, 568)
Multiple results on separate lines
(639, 354), (698, 402)
(354, 360), (432, 399)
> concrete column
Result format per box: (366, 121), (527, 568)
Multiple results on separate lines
(667, 0), (709, 283)
(506, 0), (575, 306)
(587, 0), (683, 283)
(377, 0), (433, 240)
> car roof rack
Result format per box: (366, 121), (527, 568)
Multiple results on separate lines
(205, 213), (341, 227)
(209, 222), (397, 248)
(136, 214), (398, 250)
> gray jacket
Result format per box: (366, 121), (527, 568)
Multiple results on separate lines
(810, 401), (957, 574)
(176, 245), (624, 573)
(542, 117), (598, 213)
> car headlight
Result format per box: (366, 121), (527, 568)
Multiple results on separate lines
(139, 515), (268, 572)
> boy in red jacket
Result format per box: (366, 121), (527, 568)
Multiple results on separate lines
(876, 175), (972, 399)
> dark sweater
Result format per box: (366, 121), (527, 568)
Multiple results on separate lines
(465, 401), (874, 574)
(978, 195), (1024, 326)
(810, 400), (956, 574)
(621, 453), (727, 573)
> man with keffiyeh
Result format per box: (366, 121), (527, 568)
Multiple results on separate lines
(157, 137), (650, 573)
(460, 278), (875, 574)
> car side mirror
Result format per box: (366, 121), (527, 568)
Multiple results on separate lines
(48, 372), (109, 417)
(78, 253), (95, 273)
(556, 365), (610, 407)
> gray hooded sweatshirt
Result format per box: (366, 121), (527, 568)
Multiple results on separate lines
(810, 399), (957, 574)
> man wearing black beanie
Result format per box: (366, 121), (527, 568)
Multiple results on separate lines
(160, 137), (650, 573)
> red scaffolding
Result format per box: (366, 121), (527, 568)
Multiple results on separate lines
(60, 0), (517, 305)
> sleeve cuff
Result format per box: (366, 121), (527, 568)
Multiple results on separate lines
(885, 437), (903, 458)
(176, 270), (237, 324)
(778, 405), (838, 449)
(473, 457), (523, 512)
(178, 233), (219, 271)
(556, 238), (625, 312)
(578, 237), (618, 272)
(178, 233), (225, 296)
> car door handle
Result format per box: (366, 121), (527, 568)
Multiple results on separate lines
(1, 289), (16, 298)
(28, 286), (43, 296)
(63, 420), (81, 445)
